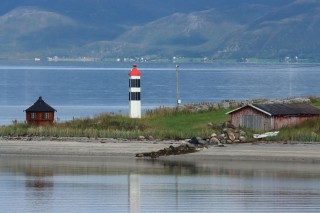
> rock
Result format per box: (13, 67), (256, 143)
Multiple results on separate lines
(147, 135), (154, 140)
(189, 137), (199, 145)
(226, 139), (233, 144)
(196, 136), (202, 141)
(150, 152), (159, 159)
(135, 153), (144, 158)
(207, 122), (214, 127)
(234, 132), (240, 139)
(222, 121), (236, 129)
(229, 101), (241, 108)
(222, 128), (229, 133)
(218, 102), (230, 109)
(211, 103), (219, 109)
(137, 136), (145, 141)
(211, 133), (217, 137)
(239, 136), (247, 142)
(209, 137), (220, 144)
(188, 137), (207, 146)
(198, 139), (208, 145)
(217, 142), (225, 147)
(240, 130), (246, 136)
(220, 139), (227, 144)
(227, 131), (236, 141)
(219, 134), (226, 140)
(185, 142), (196, 149)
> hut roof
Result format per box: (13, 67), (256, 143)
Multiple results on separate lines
(25, 96), (57, 112)
(227, 103), (320, 116)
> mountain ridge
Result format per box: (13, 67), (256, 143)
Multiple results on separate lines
(1, 0), (320, 60)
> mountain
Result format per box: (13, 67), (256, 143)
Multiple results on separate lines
(109, 0), (320, 59)
(228, 0), (320, 58)
(0, 7), (75, 54)
(2, 0), (320, 60)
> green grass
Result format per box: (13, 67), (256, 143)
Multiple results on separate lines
(0, 107), (229, 139)
(268, 118), (320, 142)
(310, 96), (320, 108)
(145, 108), (229, 131)
(142, 107), (230, 139)
(1, 97), (320, 141)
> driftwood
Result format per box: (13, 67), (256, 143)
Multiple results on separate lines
(135, 144), (200, 159)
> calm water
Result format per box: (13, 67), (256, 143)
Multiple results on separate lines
(1, 156), (320, 213)
(1, 62), (320, 212)
(0, 61), (319, 124)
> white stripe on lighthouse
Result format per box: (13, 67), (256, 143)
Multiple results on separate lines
(129, 88), (141, 93)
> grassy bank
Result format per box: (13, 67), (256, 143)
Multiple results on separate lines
(1, 98), (320, 142)
(0, 107), (230, 139)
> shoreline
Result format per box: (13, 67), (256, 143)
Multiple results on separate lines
(1, 137), (320, 163)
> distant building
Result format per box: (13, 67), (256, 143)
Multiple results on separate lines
(24, 96), (57, 125)
(227, 103), (320, 130)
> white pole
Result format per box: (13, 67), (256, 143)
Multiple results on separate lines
(176, 65), (180, 109)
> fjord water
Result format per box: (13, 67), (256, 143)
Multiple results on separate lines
(0, 61), (320, 124)
(1, 156), (320, 213)
(1, 61), (320, 212)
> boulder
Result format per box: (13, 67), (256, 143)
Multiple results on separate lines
(222, 121), (236, 129)
(211, 133), (217, 138)
(137, 136), (145, 141)
(239, 130), (246, 136)
(189, 137), (208, 146)
(218, 102), (230, 109)
(239, 136), (247, 142)
(227, 131), (236, 141)
(147, 135), (154, 140)
(219, 134), (226, 140)
(209, 137), (220, 144)
(198, 139), (208, 146)
(189, 137), (199, 145)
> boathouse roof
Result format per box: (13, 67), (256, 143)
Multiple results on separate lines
(227, 103), (320, 116)
(25, 96), (57, 112)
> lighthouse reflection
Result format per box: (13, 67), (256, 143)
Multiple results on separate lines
(128, 173), (140, 213)
(24, 166), (54, 212)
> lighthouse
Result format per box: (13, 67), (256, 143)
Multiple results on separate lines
(128, 64), (142, 118)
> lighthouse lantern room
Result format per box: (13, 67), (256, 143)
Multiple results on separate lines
(128, 64), (142, 118)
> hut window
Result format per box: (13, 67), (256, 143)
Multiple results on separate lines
(42, 113), (50, 120)
(31, 113), (36, 120)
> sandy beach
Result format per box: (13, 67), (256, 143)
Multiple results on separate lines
(1, 137), (320, 163)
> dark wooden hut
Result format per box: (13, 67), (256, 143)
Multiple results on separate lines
(227, 103), (320, 130)
(24, 96), (57, 125)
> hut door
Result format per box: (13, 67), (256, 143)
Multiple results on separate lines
(242, 115), (263, 130)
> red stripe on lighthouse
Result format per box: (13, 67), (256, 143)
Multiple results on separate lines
(128, 64), (142, 76)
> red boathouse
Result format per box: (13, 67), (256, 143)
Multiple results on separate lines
(227, 103), (320, 130)
(24, 96), (57, 125)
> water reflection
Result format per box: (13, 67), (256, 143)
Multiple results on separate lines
(128, 174), (140, 213)
(25, 167), (54, 188)
(1, 156), (320, 213)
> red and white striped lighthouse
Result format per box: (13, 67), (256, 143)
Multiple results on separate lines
(128, 64), (142, 118)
